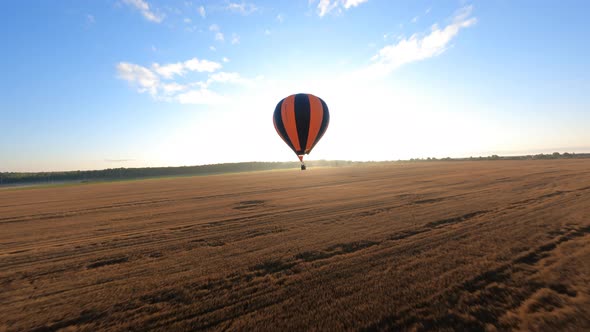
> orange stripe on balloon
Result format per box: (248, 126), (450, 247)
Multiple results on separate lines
(305, 95), (324, 153)
(281, 95), (301, 152)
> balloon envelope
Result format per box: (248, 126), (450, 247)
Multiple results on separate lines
(273, 93), (330, 161)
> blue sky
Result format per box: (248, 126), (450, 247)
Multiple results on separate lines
(1, 0), (589, 171)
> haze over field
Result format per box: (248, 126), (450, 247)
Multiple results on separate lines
(1, 1), (589, 172)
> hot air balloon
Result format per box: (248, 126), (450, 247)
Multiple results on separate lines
(273, 93), (330, 170)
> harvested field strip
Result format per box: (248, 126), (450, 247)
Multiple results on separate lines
(1, 160), (589, 331)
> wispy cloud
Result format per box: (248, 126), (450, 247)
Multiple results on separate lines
(161, 82), (187, 95)
(315, 0), (368, 17)
(366, 6), (476, 76)
(411, 6), (432, 24)
(226, 2), (258, 15)
(151, 58), (222, 79)
(231, 33), (240, 44)
(276, 14), (284, 23)
(117, 62), (159, 95)
(86, 14), (95, 25)
(317, 0), (337, 17)
(117, 57), (254, 105)
(152, 62), (184, 79)
(343, 0), (369, 9)
(122, 0), (164, 23)
(209, 24), (224, 41)
(198, 5), (206, 18)
(184, 58), (222, 72)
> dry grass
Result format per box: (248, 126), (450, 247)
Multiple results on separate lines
(1, 160), (589, 331)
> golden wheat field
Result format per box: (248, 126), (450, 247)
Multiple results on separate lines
(1, 160), (589, 331)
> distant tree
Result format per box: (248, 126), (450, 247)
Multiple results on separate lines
(535, 153), (549, 159)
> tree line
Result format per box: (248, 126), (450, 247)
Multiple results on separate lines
(409, 152), (589, 162)
(0, 160), (355, 185)
(1, 153), (588, 186)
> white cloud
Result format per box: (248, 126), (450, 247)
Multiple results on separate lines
(122, 0), (164, 23)
(116, 56), (260, 106)
(264, 29), (271, 35)
(411, 16), (418, 23)
(276, 14), (284, 23)
(117, 62), (159, 95)
(117, 57), (230, 105)
(215, 32), (225, 41)
(226, 2), (258, 15)
(198, 5), (206, 18)
(86, 14), (95, 24)
(317, 0), (337, 17)
(209, 45), (216, 51)
(161, 82), (187, 94)
(366, 5), (476, 76)
(184, 17), (192, 24)
(231, 33), (240, 44)
(209, 24), (219, 31)
(121, 57), (221, 86)
(343, 0), (368, 9)
(184, 58), (222, 72)
(152, 62), (185, 79)
(316, 0), (368, 17)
